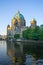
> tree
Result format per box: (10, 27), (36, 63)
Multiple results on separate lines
(14, 34), (20, 39)
(32, 26), (40, 40)
(28, 27), (34, 39)
(22, 27), (34, 39)
(22, 26), (43, 40)
(40, 24), (43, 29)
(39, 28), (43, 40)
(22, 29), (29, 39)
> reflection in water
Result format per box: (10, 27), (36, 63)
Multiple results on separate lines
(6, 41), (43, 65)
(6, 42), (38, 65)
(0, 41), (43, 65)
(23, 43), (43, 60)
(0, 41), (12, 65)
(7, 41), (26, 65)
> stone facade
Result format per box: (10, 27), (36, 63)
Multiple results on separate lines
(7, 12), (37, 39)
(7, 11), (27, 38)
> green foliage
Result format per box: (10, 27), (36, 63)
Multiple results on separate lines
(32, 26), (40, 40)
(39, 29), (43, 40)
(22, 26), (43, 40)
(22, 29), (29, 39)
(14, 34), (20, 39)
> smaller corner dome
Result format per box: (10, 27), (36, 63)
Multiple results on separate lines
(7, 25), (11, 30)
(7, 25), (10, 28)
(30, 18), (36, 24)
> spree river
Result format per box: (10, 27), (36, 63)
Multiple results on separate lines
(0, 41), (43, 65)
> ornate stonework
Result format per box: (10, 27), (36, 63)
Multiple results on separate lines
(7, 11), (26, 38)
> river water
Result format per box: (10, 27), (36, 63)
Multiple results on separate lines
(0, 41), (43, 65)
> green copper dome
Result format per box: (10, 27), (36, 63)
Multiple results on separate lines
(14, 11), (25, 20)
(12, 11), (26, 26)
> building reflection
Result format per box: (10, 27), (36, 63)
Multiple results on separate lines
(6, 41), (43, 65)
(6, 41), (26, 65)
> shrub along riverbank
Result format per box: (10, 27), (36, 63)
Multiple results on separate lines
(22, 26), (43, 40)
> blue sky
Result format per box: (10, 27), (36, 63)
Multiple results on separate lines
(0, 0), (43, 35)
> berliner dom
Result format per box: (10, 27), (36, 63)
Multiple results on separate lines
(7, 11), (37, 39)
(7, 11), (27, 38)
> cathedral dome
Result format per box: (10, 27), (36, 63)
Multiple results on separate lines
(7, 25), (11, 30)
(14, 11), (25, 20)
(30, 18), (37, 27)
(31, 18), (36, 24)
(11, 11), (26, 27)
(30, 18), (36, 24)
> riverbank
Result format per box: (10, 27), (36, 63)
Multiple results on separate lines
(6, 38), (43, 44)
(16, 39), (43, 43)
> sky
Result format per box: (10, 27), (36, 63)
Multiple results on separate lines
(0, 0), (43, 35)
